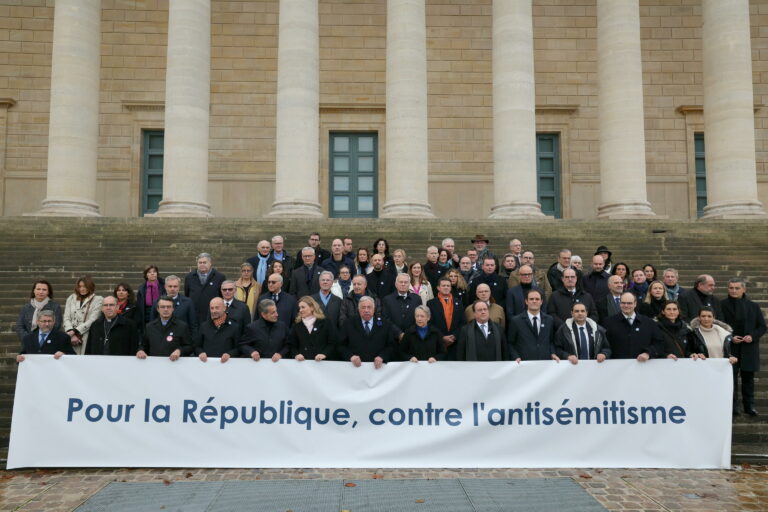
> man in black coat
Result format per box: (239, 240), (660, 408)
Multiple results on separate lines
(184, 252), (226, 325)
(427, 277), (466, 361)
(321, 238), (355, 278)
(240, 299), (290, 362)
(256, 273), (298, 329)
(507, 289), (560, 361)
(267, 235), (294, 278)
(505, 264), (546, 318)
(194, 298), (241, 362)
(247, 239), (273, 285)
(468, 256), (508, 307)
(137, 296), (193, 360)
(722, 278), (767, 416)
(547, 268), (598, 323)
(290, 247), (324, 298)
(217, 280), (252, 334)
(366, 253), (397, 298)
(151, 275), (198, 336)
(596, 275), (624, 326)
(340, 275), (381, 326)
(86, 296), (141, 356)
(456, 301), (508, 361)
(17, 310), (75, 362)
(547, 249), (583, 292)
(294, 232), (330, 269)
(603, 292), (665, 361)
(554, 302), (610, 363)
(582, 254), (610, 304)
(312, 271), (343, 329)
(382, 273), (422, 339)
(679, 274), (722, 322)
(338, 296), (397, 368)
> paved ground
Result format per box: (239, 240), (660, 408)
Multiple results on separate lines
(1, 466), (767, 511)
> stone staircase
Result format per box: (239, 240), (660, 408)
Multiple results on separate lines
(1, 217), (767, 465)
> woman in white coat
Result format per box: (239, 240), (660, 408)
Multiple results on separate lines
(63, 276), (103, 355)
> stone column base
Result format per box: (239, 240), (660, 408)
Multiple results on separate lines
(489, 202), (547, 219)
(30, 198), (101, 217)
(701, 200), (767, 219)
(381, 201), (435, 219)
(597, 200), (656, 219)
(268, 200), (323, 218)
(154, 200), (212, 218)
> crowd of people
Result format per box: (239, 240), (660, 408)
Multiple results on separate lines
(15, 232), (766, 417)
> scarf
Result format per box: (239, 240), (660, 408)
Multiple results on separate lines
(213, 313), (227, 329)
(302, 315), (316, 332)
(665, 283), (681, 301)
(30, 297), (50, 329)
(145, 280), (159, 307)
(117, 300), (128, 315)
(338, 279), (351, 297)
(256, 254), (270, 284)
(416, 325), (429, 340)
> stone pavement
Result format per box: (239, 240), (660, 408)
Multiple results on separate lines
(1, 466), (767, 512)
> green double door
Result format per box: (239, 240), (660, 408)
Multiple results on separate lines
(329, 133), (378, 218)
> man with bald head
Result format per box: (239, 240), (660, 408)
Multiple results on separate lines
(597, 274), (626, 325)
(583, 254), (610, 303)
(194, 297), (241, 363)
(366, 253), (396, 298)
(505, 264), (546, 318)
(86, 295), (140, 356)
(679, 274), (722, 322)
(322, 238), (355, 278)
(603, 292), (664, 361)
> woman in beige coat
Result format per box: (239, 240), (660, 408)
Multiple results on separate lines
(63, 276), (103, 355)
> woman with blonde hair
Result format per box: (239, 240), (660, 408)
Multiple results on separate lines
(392, 248), (409, 274)
(63, 275), (103, 355)
(408, 261), (434, 305)
(446, 268), (470, 307)
(235, 262), (260, 320)
(288, 296), (336, 361)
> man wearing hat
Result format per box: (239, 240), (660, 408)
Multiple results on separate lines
(594, 245), (613, 273)
(471, 235), (495, 265)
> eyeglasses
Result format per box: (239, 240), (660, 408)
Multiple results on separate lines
(519, 273), (533, 277)
(221, 288), (235, 292)
(267, 280), (279, 284)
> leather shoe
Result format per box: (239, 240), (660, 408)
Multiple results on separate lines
(745, 408), (758, 417)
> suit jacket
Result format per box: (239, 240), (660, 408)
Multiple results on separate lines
(546, 288), (598, 323)
(16, 301), (63, 342)
(207, 299), (251, 335)
(597, 294), (622, 326)
(256, 291), (298, 329)
(294, 247), (331, 269)
(338, 316), (397, 362)
(184, 268), (226, 324)
(290, 264), (324, 298)
(427, 294), (466, 361)
(194, 317), (241, 358)
(679, 288), (722, 323)
(86, 314), (140, 356)
(468, 272), (508, 307)
(239, 318), (290, 358)
(20, 330), (75, 356)
(339, 293), (381, 327)
(505, 284), (546, 319)
(603, 313), (664, 359)
(311, 291), (343, 330)
(554, 318), (611, 360)
(507, 312), (558, 361)
(381, 292), (422, 336)
(456, 321), (509, 361)
(721, 295), (766, 372)
(140, 316), (193, 357)
(288, 318), (337, 360)
(151, 294), (198, 337)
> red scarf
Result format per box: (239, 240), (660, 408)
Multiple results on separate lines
(213, 313), (227, 328)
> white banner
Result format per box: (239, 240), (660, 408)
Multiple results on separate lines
(8, 356), (732, 469)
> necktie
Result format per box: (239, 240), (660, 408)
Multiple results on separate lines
(480, 324), (488, 338)
(272, 294), (279, 303)
(38, 332), (46, 348)
(578, 326), (589, 360)
(615, 296), (620, 309)
(532, 316), (538, 335)
(306, 266), (313, 285)
(364, 321), (371, 335)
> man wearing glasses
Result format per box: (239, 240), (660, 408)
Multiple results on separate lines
(256, 273), (297, 329)
(505, 265), (547, 318)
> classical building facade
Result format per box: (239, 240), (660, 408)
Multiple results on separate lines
(0, 0), (766, 219)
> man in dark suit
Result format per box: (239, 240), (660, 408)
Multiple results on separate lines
(86, 295), (141, 356)
(338, 296), (397, 369)
(603, 292), (665, 361)
(321, 238), (355, 278)
(290, 247), (324, 298)
(679, 274), (722, 322)
(547, 268), (598, 323)
(596, 275), (624, 326)
(151, 275), (197, 336)
(366, 253), (397, 298)
(194, 298), (241, 363)
(507, 289), (560, 361)
(468, 256), (508, 307)
(583, 254), (610, 304)
(17, 310), (75, 362)
(239, 299), (290, 362)
(340, 275), (381, 326)
(505, 264), (546, 318)
(382, 273), (422, 339)
(312, 271), (343, 329)
(427, 277), (466, 361)
(456, 301), (508, 361)
(267, 235), (294, 278)
(256, 273), (297, 329)
(294, 232), (330, 269)
(216, 280), (251, 335)
(184, 252), (226, 325)
(137, 296), (193, 360)
(554, 302), (610, 363)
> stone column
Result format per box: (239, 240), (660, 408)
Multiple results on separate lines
(269, 0), (322, 217)
(36, 0), (101, 216)
(596, 0), (655, 219)
(489, 0), (544, 219)
(701, 0), (766, 218)
(154, 0), (212, 217)
(381, 0), (434, 218)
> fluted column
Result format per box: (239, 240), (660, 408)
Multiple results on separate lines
(381, 0), (434, 218)
(269, 0), (322, 217)
(36, 0), (101, 216)
(596, 0), (655, 219)
(701, 0), (766, 218)
(489, 0), (544, 219)
(154, 0), (212, 217)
